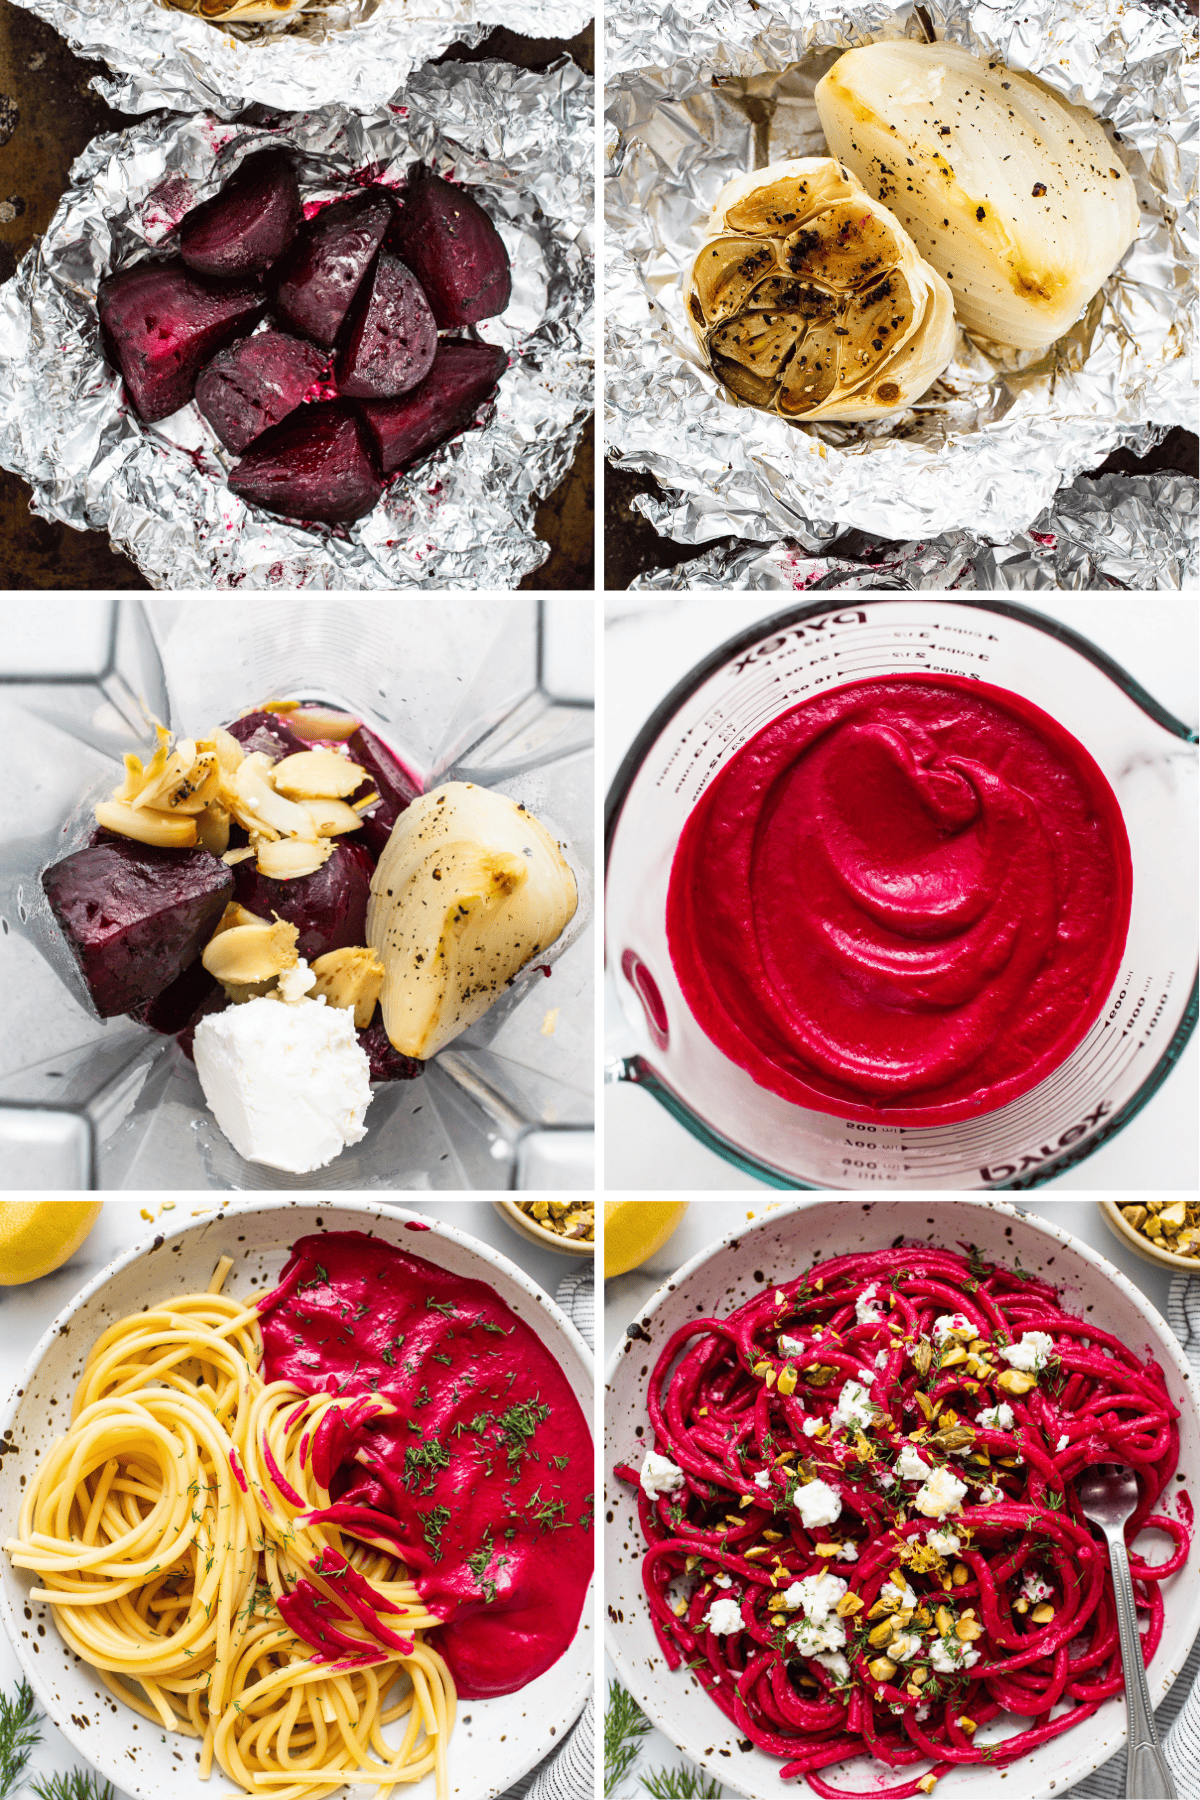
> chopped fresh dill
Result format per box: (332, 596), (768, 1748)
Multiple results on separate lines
(497, 1399), (551, 1469)
(426, 1298), (456, 1316)
(299, 1264), (329, 1289)
(420, 1504), (452, 1562)
(402, 1439), (451, 1492)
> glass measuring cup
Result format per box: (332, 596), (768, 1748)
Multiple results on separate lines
(606, 598), (1197, 1191)
(0, 597), (593, 1191)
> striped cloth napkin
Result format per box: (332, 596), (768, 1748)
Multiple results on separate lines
(502, 1266), (595, 1800)
(1075, 1275), (1200, 1797)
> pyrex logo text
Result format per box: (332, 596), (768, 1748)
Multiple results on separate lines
(979, 1101), (1112, 1184)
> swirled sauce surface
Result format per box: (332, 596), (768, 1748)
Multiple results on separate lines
(666, 676), (1131, 1124)
(261, 1231), (592, 1697)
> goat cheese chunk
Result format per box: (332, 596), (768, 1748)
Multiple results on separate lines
(703, 1597), (744, 1635)
(794, 1477), (843, 1529)
(976, 1403), (1016, 1430)
(1000, 1331), (1055, 1372)
(640, 1451), (685, 1498)
(915, 1465), (968, 1518)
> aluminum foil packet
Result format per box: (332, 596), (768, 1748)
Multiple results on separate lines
(8, 0), (592, 117)
(606, 0), (1196, 549)
(0, 58), (593, 590)
(629, 472), (1199, 590)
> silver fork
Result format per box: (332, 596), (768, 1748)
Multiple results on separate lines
(1075, 1461), (1177, 1799)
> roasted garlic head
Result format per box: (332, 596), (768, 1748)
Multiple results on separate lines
(684, 158), (956, 422)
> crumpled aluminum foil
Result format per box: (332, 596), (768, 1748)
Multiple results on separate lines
(0, 58), (593, 590)
(7, 0), (592, 117)
(629, 470), (1198, 589)
(606, 0), (1196, 548)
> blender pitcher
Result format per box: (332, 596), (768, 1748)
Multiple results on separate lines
(0, 597), (593, 1191)
(606, 598), (1197, 1191)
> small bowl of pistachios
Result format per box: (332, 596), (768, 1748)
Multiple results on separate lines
(493, 1200), (594, 1259)
(1099, 1201), (1200, 1273)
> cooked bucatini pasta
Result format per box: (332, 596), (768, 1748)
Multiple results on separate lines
(4, 1257), (455, 1800)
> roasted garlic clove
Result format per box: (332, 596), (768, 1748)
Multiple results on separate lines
(310, 945), (385, 1028)
(271, 749), (366, 801)
(685, 157), (956, 422)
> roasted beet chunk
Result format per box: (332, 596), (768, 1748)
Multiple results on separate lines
(179, 150), (303, 279)
(389, 170), (511, 328)
(357, 1014), (423, 1082)
(232, 838), (374, 961)
(346, 723), (419, 859)
(336, 255), (437, 400)
(224, 707), (313, 762)
(131, 957), (225, 1038)
(196, 331), (328, 453)
(229, 401), (383, 524)
(98, 260), (266, 424)
(359, 340), (507, 474)
(269, 189), (397, 348)
(42, 842), (233, 1019)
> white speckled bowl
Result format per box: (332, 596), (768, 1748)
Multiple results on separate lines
(604, 1199), (1200, 1800)
(1, 1200), (594, 1800)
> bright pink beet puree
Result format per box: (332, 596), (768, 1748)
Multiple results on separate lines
(666, 675), (1132, 1125)
(260, 1231), (593, 1697)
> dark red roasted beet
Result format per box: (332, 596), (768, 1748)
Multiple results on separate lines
(196, 331), (328, 453)
(359, 340), (507, 474)
(42, 842), (233, 1019)
(335, 255), (437, 400)
(131, 956), (225, 1037)
(232, 838), (373, 961)
(178, 995), (228, 1062)
(225, 708), (313, 762)
(388, 170), (511, 328)
(345, 723), (419, 859)
(229, 401), (383, 525)
(179, 150), (303, 279)
(97, 260), (266, 424)
(269, 189), (396, 348)
(357, 1014), (423, 1082)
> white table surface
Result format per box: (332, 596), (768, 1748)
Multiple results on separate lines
(0, 1199), (587, 1799)
(601, 1195), (1185, 1786)
(604, 596), (1199, 1192)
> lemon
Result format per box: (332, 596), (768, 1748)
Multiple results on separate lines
(0, 1201), (103, 1286)
(604, 1201), (689, 1280)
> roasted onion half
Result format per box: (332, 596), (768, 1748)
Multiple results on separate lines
(815, 41), (1139, 351)
(684, 158), (957, 423)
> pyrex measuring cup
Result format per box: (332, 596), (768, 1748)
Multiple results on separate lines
(0, 597), (593, 1191)
(606, 598), (1197, 1191)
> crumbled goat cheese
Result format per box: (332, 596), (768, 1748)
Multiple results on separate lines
(802, 1417), (823, 1437)
(1020, 1571), (1054, 1603)
(712, 1573), (733, 1589)
(814, 1651), (851, 1683)
(1056, 1434), (1070, 1452)
(787, 1615), (847, 1656)
(915, 1466), (969, 1518)
(875, 1349), (889, 1369)
(855, 1283), (885, 1325)
(837, 1541), (859, 1562)
(876, 1469), (896, 1489)
(780, 1334), (806, 1357)
(857, 1367), (876, 1385)
(754, 1469), (772, 1489)
(932, 1313), (974, 1342)
(927, 1529), (961, 1556)
(977, 1484), (1003, 1505)
(930, 1635), (980, 1674)
(794, 1478), (843, 1529)
(640, 1451), (686, 1498)
(704, 1598), (744, 1635)
(976, 1403), (1015, 1431)
(890, 1632), (923, 1663)
(1000, 1331), (1055, 1372)
(831, 1379), (875, 1433)
(896, 1445), (933, 1482)
(916, 1705), (931, 1722)
(787, 1573), (848, 1623)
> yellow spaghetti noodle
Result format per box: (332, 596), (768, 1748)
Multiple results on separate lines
(4, 1258), (456, 1800)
